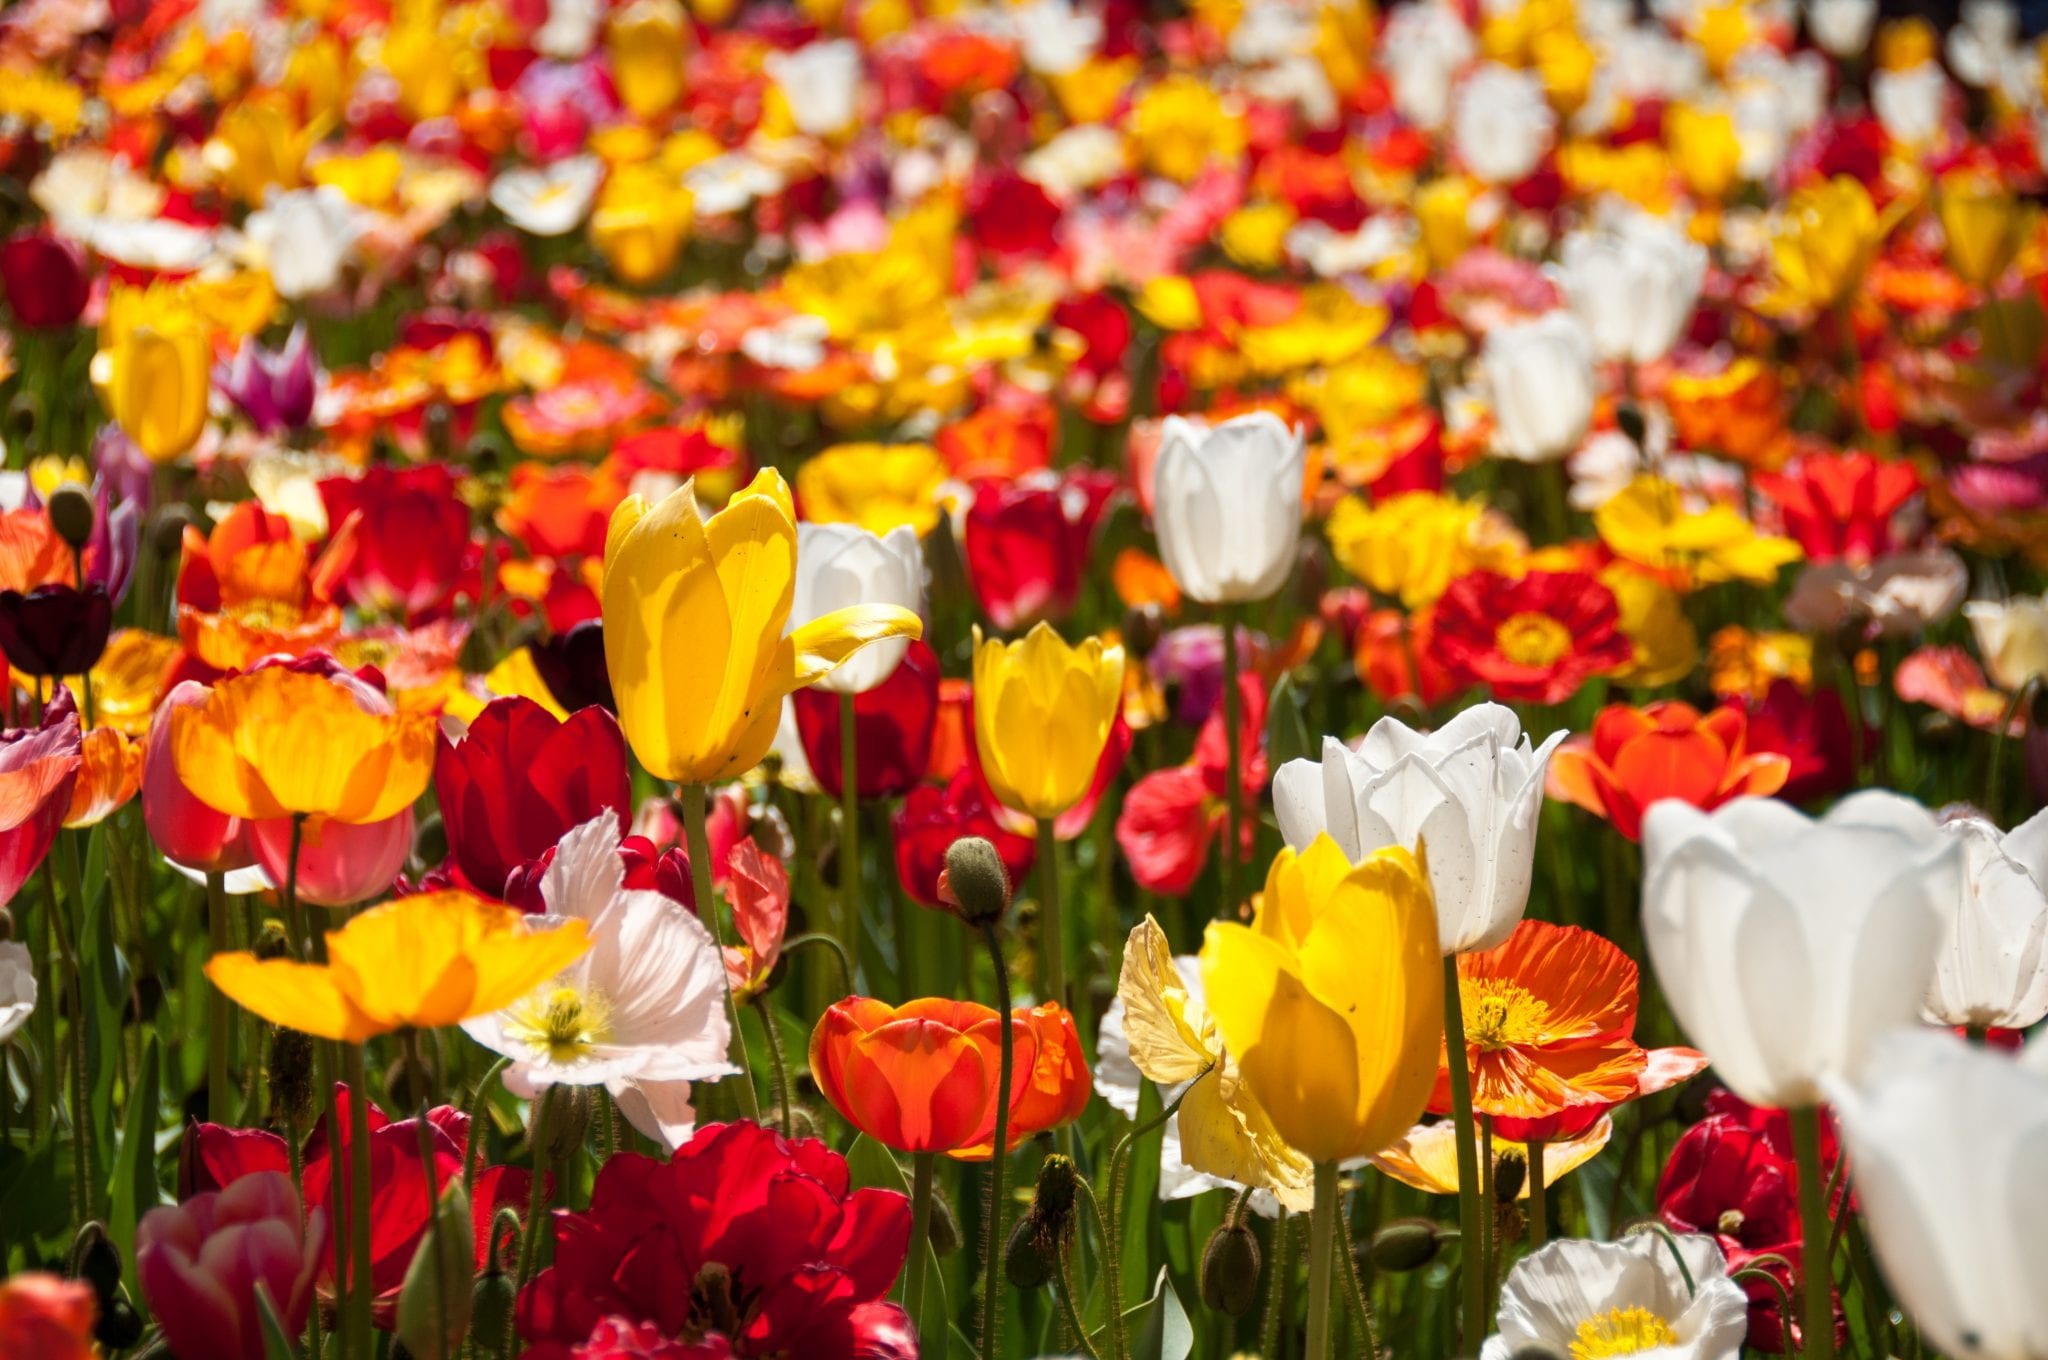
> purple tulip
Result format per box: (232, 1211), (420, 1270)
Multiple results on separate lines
(137, 1172), (327, 1360)
(216, 325), (318, 434)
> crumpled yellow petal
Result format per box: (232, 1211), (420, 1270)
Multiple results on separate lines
(1177, 1064), (1316, 1213)
(1116, 915), (1215, 1085)
(1369, 1115), (1614, 1197)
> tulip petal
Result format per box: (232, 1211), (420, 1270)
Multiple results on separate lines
(787, 606), (925, 689)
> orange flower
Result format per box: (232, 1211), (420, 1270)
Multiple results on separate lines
(1430, 920), (1653, 1122)
(1662, 357), (1789, 469)
(64, 726), (141, 828)
(1547, 701), (1790, 842)
(1111, 548), (1181, 615)
(0, 1273), (95, 1360)
(497, 462), (626, 561)
(0, 509), (74, 593)
(953, 1001), (1091, 1161)
(808, 996), (1035, 1155)
(175, 503), (348, 671)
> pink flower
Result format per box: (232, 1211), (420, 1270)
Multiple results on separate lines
(137, 1172), (328, 1360)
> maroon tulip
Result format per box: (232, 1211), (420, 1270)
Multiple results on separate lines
(137, 1172), (327, 1360)
(894, 770), (1036, 909)
(0, 687), (81, 907)
(318, 465), (474, 621)
(529, 618), (614, 714)
(435, 696), (631, 902)
(791, 639), (939, 801)
(961, 471), (1117, 630)
(0, 232), (89, 329)
(0, 584), (113, 676)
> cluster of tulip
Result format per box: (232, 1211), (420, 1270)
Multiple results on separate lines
(5, 0), (2048, 1358)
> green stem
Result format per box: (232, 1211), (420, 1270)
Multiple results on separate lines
(406, 1031), (450, 1360)
(1443, 951), (1486, 1350)
(1055, 1242), (1106, 1360)
(1037, 820), (1065, 1008)
(839, 691), (860, 966)
(342, 1042), (375, 1351)
(1986, 678), (2034, 826)
(462, 1057), (512, 1204)
(781, 932), (853, 995)
(1074, 1171), (1122, 1360)
(682, 783), (760, 1120)
(206, 871), (234, 1125)
(904, 1150), (934, 1335)
(1527, 1138), (1548, 1250)
(1259, 1207), (1292, 1360)
(1481, 1116), (1499, 1308)
(1305, 1161), (1339, 1360)
(1792, 1106), (1835, 1360)
(1219, 606), (1241, 915)
(979, 921), (1015, 1360)
(507, 1086), (559, 1359)
(42, 861), (88, 1225)
(1337, 1189), (1378, 1359)
(756, 1001), (793, 1134)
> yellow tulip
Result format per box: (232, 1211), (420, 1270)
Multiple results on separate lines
(96, 290), (211, 465)
(1201, 837), (1443, 1164)
(609, 0), (688, 120)
(1128, 75), (1246, 184)
(206, 890), (591, 1041)
(1665, 104), (1742, 202)
(589, 161), (692, 286)
(1937, 168), (2033, 289)
(601, 468), (922, 785)
(971, 623), (1124, 820)
(1769, 175), (1895, 312)
(1414, 177), (1476, 273)
(794, 442), (949, 536)
(170, 667), (437, 825)
(1325, 491), (1523, 609)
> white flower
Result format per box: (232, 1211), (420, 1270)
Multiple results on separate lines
(1804, 0), (1877, 57)
(244, 187), (362, 300)
(740, 315), (830, 372)
(1383, 3), (1475, 131)
(1828, 1028), (2048, 1360)
(490, 157), (605, 237)
(1453, 64), (1555, 185)
(1013, 0), (1102, 76)
(77, 217), (217, 274)
(0, 940), (37, 1045)
(1966, 594), (2048, 691)
(1021, 126), (1128, 195)
(765, 41), (862, 138)
(535, 0), (602, 59)
(1480, 1233), (1750, 1360)
(791, 523), (924, 694)
(1481, 311), (1597, 463)
(682, 154), (784, 217)
(1151, 412), (1305, 605)
(1873, 61), (1948, 149)
(1551, 210), (1706, 364)
(1924, 808), (2048, 1030)
(1640, 791), (1959, 1109)
(461, 817), (736, 1152)
(1781, 550), (1969, 639)
(1947, 0), (2019, 87)
(1273, 704), (1566, 954)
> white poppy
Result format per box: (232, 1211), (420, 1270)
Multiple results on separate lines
(1481, 1232), (1750, 1360)
(490, 157), (605, 238)
(0, 941), (37, 1045)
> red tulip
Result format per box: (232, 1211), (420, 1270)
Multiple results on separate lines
(791, 639), (939, 801)
(1116, 673), (1268, 895)
(0, 231), (89, 329)
(0, 687), (82, 907)
(137, 1172), (327, 1360)
(318, 464), (474, 621)
(144, 680), (258, 875)
(962, 471), (1118, 629)
(894, 770), (1037, 909)
(0, 1274), (95, 1360)
(250, 808), (412, 907)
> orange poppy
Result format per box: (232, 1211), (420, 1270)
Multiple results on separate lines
(1547, 700), (1790, 841)
(951, 1001), (1091, 1161)
(63, 726), (142, 828)
(808, 997), (1037, 1156)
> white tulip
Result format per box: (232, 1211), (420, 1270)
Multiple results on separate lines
(1481, 1233), (1750, 1360)
(792, 523), (924, 694)
(1481, 311), (1597, 463)
(1947, 0), (2019, 87)
(764, 41), (862, 138)
(1013, 0), (1102, 76)
(535, 0), (602, 59)
(0, 940), (35, 1045)
(1551, 211), (1706, 364)
(1828, 1028), (2048, 1360)
(1804, 0), (1877, 57)
(1273, 703), (1566, 954)
(1873, 62), (1948, 149)
(1640, 792), (1959, 1109)
(244, 187), (362, 300)
(1965, 594), (2048, 690)
(1453, 64), (1555, 185)
(1151, 412), (1305, 605)
(1925, 808), (2048, 1029)
(461, 817), (737, 1152)
(1384, 3), (1476, 131)
(490, 156), (605, 237)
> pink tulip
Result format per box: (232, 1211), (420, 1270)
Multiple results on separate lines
(249, 806), (413, 908)
(137, 1172), (327, 1360)
(142, 681), (257, 875)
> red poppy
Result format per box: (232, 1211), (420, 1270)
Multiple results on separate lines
(1116, 673), (1268, 895)
(968, 171), (1063, 258)
(790, 639), (940, 801)
(434, 696), (632, 904)
(515, 1120), (915, 1360)
(1753, 451), (1918, 565)
(185, 1089), (534, 1323)
(0, 232), (89, 329)
(0, 687), (82, 907)
(894, 769), (1037, 910)
(1428, 570), (1633, 704)
(962, 471), (1118, 630)
(1734, 680), (1864, 803)
(1548, 701), (1792, 841)
(318, 464), (475, 621)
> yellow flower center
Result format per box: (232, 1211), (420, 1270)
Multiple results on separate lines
(1718, 1208), (1746, 1235)
(1571, 1305), (1680, 1359)
(1495, 611), (1574, 668)
(504, 985), (612, 1064)
(1461, 978), (1552, 1051)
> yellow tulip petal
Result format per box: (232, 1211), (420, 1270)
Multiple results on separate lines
(601, 483), (729, 781)
(205, 953), (375, 1042)
(786, 605), (925, 688)
(703, 479), (798, 743)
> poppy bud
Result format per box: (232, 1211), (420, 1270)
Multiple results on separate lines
(396, 1181), (474, 1360)
(1004, 1213), (1055, 1289)
(95, 1295), (143, 1349)
(47, 484), (94, 551)
(268, 1029), (316, 1129)
(942, 836), (1012, 926)
(928, 1188), (962, 1257)
(1494, 1148), (1528, 1204)
(72, 1222), (120, 1300)
(532, 1084), (592, 1164)
(1121, 602), (1163, 658)
(1032, 1153), (1078, 1229)
(253, 920), (290, 960)
(1616, 402), (1647, 448)
(471, 1265), (516, 1349)
(148, 503), (198, 558)
(1368, 1217), (1444, 1272)
(1199, 1219), (1261, 1318)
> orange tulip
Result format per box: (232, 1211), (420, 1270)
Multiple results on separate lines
(808, 997), (1036, 1155)
(1546, 701), (1789, 841)
(952, 1001), (1091, 1161)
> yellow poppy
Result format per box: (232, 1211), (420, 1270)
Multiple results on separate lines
(1768, 175), (1900, 313)
(601, 468), (922, 785)
(1326, 491), (1524, 609)
(971, 623), (1124, 820)
(1594, 476), (1802, 588)
(1369, 1115), (1614, 1196)
(205, 891), (591, 1041)
(1202, 837), (1443, 1164)
(64, 727), (142, 829)
(794, 443), (949, 537)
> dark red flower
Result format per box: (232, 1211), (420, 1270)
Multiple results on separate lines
(895, 769), (1036, 909)
(435, 696), (632, 903)
(791, 640), (939, 801)
(962, 471), (1118, 630)
(516, 1120), (914, 1360)
(1116, 674), (1267, 894)
(530, 619), (616, 714)
(1428, 570), (1632, 704)
(1754, 451), (1918, 565)
(0, 232), (89, 329)
(1734, 680), (1865, 804)
(318, 465), (474, 620)
(968, 171), (1063, 258)
(0, 583), (113, 675)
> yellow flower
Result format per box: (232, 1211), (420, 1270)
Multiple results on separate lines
(64, 727), (142, 829)
(1604, 564), (1700, 688)
(207, 96), (321, 205)
(1937, 168), (2034, 289)
(609, 0), (688, 119)
(1128, 75), (1245, 184)
(590, 162), (693, 286)
(1370, 1115), (1614, 1196)
(1769, 175), (1897, 312)
(972, 623), (1124, 820)
(1117, 916), (1314, 1211)
(309, 146), (406, 210)
(170, 667), (437, 824)
(80, 630), (182, 736)
(602, 468), (922, 785)
(206, 891), (591, 1041)
(1325, 491), (1524, 608)
(1201, 837), (1444, 1164)
(1595, 476), (1802, 588)
(794, 442), (949, 536)
(1414, 177), (1476, 272)
(95, 286), (211, 464)
(1220, 202), (1296, 269)
(1237, 284), (1388, 376)
(1665, 105), (1742, 202)
(1705, 625), (1813, 700)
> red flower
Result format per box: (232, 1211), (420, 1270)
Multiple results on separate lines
(1548, 701), (1791, 842)
(1734, 680), (1864, 803)
(0, 232), (89, 329)
(0, 687), (82, 907)
(137, 1172), (327, 1360)
(1428, 570), (1633, 704)
(1116, 673), (1268, 894)
(1754, 451), (1918, 565)
(894, 770), (1036, 910)
(790, 639), (940, 801)
(516, 1120), (915, 1360)
(318, 465), (475, 621)
(435, 697), (631, 903)
(968, 171), (1064, 258)
(185, 1090), (534, 1324)
(962, 471), (1118, 630)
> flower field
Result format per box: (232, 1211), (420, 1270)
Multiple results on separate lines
(0, 0), (2043, 1358)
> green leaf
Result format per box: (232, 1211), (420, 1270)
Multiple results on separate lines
(1265, 673), (1313, 771)
(108, 1031), (163, 1293)
(1121, 1079), (1162, 1311)
(843, 1135), (950, 1360)
(254, 1281), (302, 1360)
(396, 1179), (475, 1360)
(1124, 1267), (1193, 1360)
